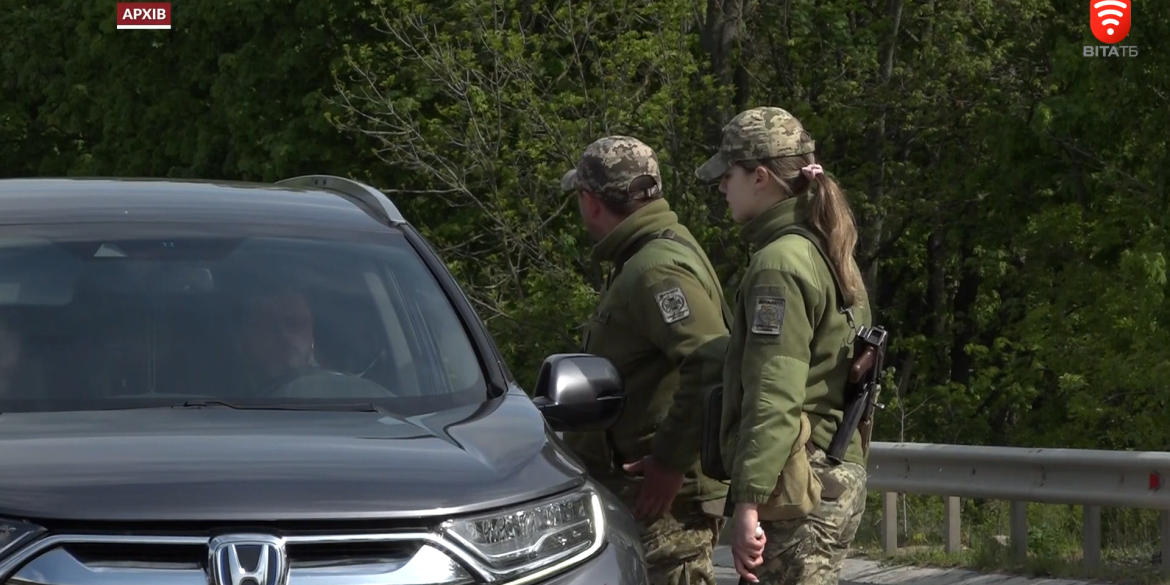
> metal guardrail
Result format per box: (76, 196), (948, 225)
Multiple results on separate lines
(867, 442), (1170, 574)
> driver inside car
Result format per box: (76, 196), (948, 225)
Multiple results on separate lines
(232, 285), (391, 399)
(236, 286), (319, 386)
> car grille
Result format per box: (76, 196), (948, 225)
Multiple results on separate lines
(0, 532), (485, 585)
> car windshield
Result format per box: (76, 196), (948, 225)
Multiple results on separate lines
(0, 222), (487, 415)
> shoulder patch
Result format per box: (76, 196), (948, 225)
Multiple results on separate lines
(655, 286), (691, 324)
(751, 290), (786, 336)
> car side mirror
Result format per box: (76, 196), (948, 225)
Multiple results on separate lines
(532, 353), (624, 432)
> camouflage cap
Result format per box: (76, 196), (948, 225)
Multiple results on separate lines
(560, 135), (663, 202)
(694, 106), (816, 181)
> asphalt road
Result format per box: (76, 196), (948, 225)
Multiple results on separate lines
(712, 546), (1101, 585)
(714, 546), (746, 584)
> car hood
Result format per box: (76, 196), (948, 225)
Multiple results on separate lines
(0, 389), (587, 522)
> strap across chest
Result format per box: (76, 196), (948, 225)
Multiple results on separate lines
(608, 229), (733, 326)
(767, 224), (855, 327)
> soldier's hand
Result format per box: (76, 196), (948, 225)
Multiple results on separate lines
(622, 455), (684, 519)
(731, 504), (765, 583)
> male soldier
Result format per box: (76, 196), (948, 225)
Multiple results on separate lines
(559, 135), (731, 585)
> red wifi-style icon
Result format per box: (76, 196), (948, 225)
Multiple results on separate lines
(1090, 0), (1131, 44)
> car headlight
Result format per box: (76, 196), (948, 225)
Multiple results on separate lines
(0, 519), (42, 559)
(440, 485), (605, 582)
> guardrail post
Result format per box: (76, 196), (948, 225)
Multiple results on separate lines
(1082, 505), (1101, 570)
(882, 492), (897, 554)
(1010, 501), (1027, 562)
(1161, 510), (1170, 576)
(945, 496), (961, 553)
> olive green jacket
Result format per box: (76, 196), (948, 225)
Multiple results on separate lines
(721, 197), (871, 505)
(563, 198), (730, 504)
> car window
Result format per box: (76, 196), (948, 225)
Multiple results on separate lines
(0, 224), (487, 415)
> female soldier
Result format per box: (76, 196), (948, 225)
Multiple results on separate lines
(695, 106), (871, 585)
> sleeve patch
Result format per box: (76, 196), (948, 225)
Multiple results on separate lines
(751, 295), (785, 336)
(655, 286), (691, 324)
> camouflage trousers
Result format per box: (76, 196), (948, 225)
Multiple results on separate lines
(755, 449), (867, 585)
(609, 479), (725, 585)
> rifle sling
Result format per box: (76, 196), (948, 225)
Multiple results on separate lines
(769, 225), (875, 459)
(604, 227), (733, 472)
(770, 224), (854, 325)
(610, 229), (732, 326)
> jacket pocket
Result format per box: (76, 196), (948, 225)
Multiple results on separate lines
(756, 412), (823, 521)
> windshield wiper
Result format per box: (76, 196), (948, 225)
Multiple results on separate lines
(176, 401), (392, 415)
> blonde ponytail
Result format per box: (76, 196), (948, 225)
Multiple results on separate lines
(806, 171), (867, 308)
(740, 154), (868, 308)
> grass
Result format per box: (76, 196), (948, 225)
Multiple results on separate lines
(850, 493), (1168, 585)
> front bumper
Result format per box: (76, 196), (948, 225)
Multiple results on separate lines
(0, 531), (649, 585)
(537, 536), (648, 584)
(0, 481), (649, 585)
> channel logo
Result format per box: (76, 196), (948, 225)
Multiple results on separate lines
(1090, 0), (1130, 44)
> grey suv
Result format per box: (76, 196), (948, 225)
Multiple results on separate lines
(0, 176), (648, 585)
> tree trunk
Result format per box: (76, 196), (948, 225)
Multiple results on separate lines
(860, 0), (903, 319)
(701, 0), (747, 144)
(950, 243), (980, 387)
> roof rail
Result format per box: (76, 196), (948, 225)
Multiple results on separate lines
(274, 175), (406, 225)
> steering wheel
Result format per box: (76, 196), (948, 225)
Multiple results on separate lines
(263, 367), (395, 398)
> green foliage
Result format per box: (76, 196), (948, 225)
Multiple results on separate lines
(2, 0), (1166, 445)
(325, 0), (728, 389)
(0, 0), (377, 181)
